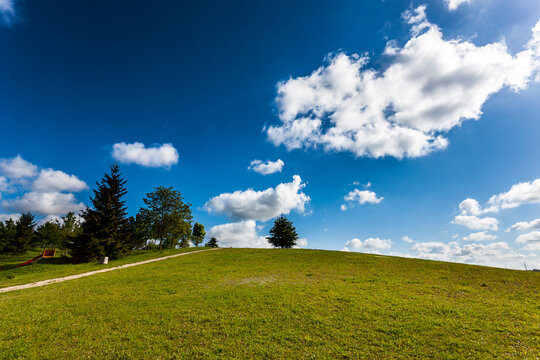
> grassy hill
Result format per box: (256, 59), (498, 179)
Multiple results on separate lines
(0, 248), (539, 359)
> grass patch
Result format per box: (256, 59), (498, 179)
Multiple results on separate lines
(0, 247), (204, 288)
(1, 249), (539, 359)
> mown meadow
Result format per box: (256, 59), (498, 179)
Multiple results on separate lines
(1, 248), (539, 359)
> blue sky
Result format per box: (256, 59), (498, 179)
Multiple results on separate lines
(1, 0), (540, 269)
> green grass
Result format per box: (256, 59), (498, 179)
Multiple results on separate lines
(0, 247), (203, 288)
(1, 249), (539, 359)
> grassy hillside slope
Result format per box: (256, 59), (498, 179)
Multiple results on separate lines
(1, 249), (539, 359)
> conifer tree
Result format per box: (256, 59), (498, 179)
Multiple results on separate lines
(267, 215), (298, 248)
(205, 237), (218, 248)
(70, 164), (131, 262)
(14, 212), (36, 254)
(0, 219), (17, 254)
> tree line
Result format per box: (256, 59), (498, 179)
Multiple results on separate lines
(0, 165), (217, 261)
(0, 164), (301, 262)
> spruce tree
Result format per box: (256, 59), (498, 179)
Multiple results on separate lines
(205, 237), (218, 248)
(14, 212), (36, 254)
(70, 164), (131, 262)
(267, 215), (298, 248)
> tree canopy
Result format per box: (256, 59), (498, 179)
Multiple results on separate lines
(69, 164), (131, 262)
(138, 186), (193, 251)
(191, 223), (206, 247)
(267, 215), (298, 249)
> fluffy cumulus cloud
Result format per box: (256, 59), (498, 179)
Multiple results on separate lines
(411, 241), (535, 269)
(516, 231), (540, 245)
(443, 0), (471, 11)
(453, 178), (540, 230)
(266, 6), (540, 159)
(340, 189), (383, 211)
(486, 179), (540, 212)
(343, 237), (392, 253)
(207, 220), (271, 248)
(402, 235), (414, 243)
(462, 231), (497, 242)
(32, 169), (88, 193)
(0, 213), (20, 222)
(248, 159), (284, 175)
(3, 192), (86, 216)
(0, 155), (38, 179)
(510, 218), (540, 232)
(112, 142), (179, 168)
(0, 155), (87, 218)
(204, 175), (310, 221)
(451, 215), (498, 231)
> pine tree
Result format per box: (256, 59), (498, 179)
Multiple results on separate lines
(69, 164), (131, 262)
(14, 212), (36, 254)
(0, 219), (17, 254)
(205, 237), (218, 248)
(267, 215), (298, 248)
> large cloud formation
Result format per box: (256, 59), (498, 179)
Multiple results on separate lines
(266, 6), (540, 158)
(112, 142), (179, 168)
(207, 220), (271, 248)
(0, 155), (87, 217)
(204, 175), (310, 221)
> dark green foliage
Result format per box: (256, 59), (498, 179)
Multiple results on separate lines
(69, 165), (132, 262)
(138, 186), (193, 251)
(58, 212), (82, 256)
(191, 223), (205, 247)
(0, 219), (17, 254)
(124, 214), (150, 251)
(267, 215), (298, 248)
(12, 212), (36, 254)
(35, 220), (62, 248)
(205, 237), (218, 248)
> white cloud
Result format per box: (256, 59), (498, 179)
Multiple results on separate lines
(3, 191), (86, 216)
(510, 218), (540, 232)
(341, 188), (383, 210)
(411, 241), (534, 269)
(0, 176), (9, 193)
(343, 237), (392, 253)
(0, 0), (15, 24)
(248, 159), (284, 175)
(37, 214), (61, 226)
(294, 238), (309, 248)
(204, 175), (310, 221)
(451, 215), (498, 231)
(443, 0), (471, 11)
(486, 179), (540, 212)
(32, 169), (88, 193)
(516, 231), (540, 244)
(402, 235), (414, 243)
(458, 198), (482, 216)
(0, 155), (38, 179)
(207, 220), (271, 248)
(266, 7), (540, 158)
(0, 213), (20, 222)
(112, 142), (179, 168)
(462, 231), (497, 242)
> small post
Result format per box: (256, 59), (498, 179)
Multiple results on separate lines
(99, 256), (109, 265)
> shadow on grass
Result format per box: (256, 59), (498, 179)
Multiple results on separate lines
(0, 256), (72, 272)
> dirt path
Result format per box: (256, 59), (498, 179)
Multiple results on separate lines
(0, 248), (220, 294)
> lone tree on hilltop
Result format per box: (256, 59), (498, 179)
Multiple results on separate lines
(267, 215), (298, 249)
(69, 164), (131, 262)
(191, 223), (205, 247)
(138, 186), (192, 251)
(205, 236), (218, 248)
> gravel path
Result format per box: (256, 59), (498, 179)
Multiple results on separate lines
(0, 248), (219, 294)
